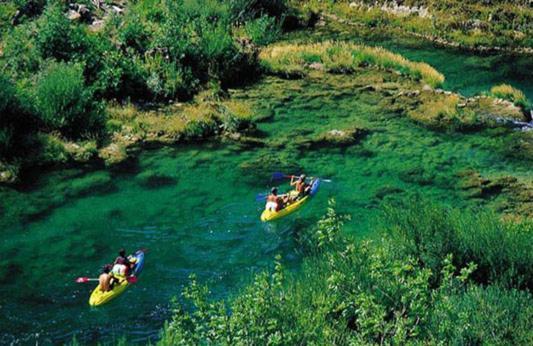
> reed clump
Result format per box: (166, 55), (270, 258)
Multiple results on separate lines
(490, 84), (530, 109)
(260, 41), (445, 87)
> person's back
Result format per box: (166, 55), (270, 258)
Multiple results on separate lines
(266, 188), (279, 211)
(99, 265), (113, 292)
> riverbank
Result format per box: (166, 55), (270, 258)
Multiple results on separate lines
(159, 200), (533, 345)
(298, 0), (533, 54)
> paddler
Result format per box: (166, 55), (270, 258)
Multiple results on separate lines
(98, 264), (113, 292)
(290, 174), (310, 200)
(265, 187), (288, 211)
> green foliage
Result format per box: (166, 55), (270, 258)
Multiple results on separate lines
(0, 73), (34, 158)
(244, 15), (282, 46)
(33, 62), (105, 139)
(35, 2), (89, 62)
(382, 199), (533, 289)
(159, 201), (533, 345)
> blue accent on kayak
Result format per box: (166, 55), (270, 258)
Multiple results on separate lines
(310, 178), (320, 196)
(133, 250), (145, 276)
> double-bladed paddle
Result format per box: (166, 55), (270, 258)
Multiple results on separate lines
(75, 276), (138, 284)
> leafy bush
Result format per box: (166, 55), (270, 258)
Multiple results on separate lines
(382, 199), (533, 289)
(33, 62), (105, 139)
(244, 15), (282, 46)
(1, 22), (42, 79)
(159, 201), (533, 345)
(0, 73), (34, 157)
(35, 2), (89, 62)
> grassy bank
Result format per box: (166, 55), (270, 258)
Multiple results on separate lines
(0, 0), (297, 181)
(260, 41), (444, 87)
(159, 200), (533, 344)
(302, 0), (533, 52)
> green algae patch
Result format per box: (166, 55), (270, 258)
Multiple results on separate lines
(135, 170), (177, 189)
(260, 41), (445, 87)
(457, 169), (533, 219)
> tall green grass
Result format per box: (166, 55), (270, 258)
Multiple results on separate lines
(158, 200), (533, 345)
(260, 41), (445, 87)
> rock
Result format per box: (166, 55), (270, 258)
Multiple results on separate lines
(98, 143), (129, 166)
(0, 162), (19, 184)
(64, 141), (97, 163)
(295, 128), (368, 149)
(67, 9), (81, 21)
(308, 62), (324, 71)
(422, 84), (433, 92)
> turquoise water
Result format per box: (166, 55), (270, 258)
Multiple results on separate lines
(1, 36), (532, 344)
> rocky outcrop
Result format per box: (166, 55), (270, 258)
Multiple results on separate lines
(295, 128), (368, 149)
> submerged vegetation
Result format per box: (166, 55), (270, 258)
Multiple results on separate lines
(159, 201), (533, 345)
(260, 41), (445, 87)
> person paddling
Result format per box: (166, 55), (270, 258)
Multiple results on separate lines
(266, 187), (289, 211)
(98, 264), (113, 292)
(290, 174), (310, 200)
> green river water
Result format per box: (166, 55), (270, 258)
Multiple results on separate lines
(0, 30), (532, 344)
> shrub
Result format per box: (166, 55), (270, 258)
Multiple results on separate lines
(1, 22), (42, 79)
(0, 73), (34, 157)
(243, 15), (282, 46)
(158, 201), (533, 345)
(490, 84), (530, 109)
(382, 199), (533, 289)
(35, 2), (89, 62)
(33, 62), (105, 139)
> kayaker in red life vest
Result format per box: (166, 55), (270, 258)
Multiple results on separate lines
(290, 174), (310, 200)
(266, 187), (288, 211)
(112, 249), (131, 277)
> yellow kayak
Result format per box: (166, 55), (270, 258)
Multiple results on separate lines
(261, 179), (320, 222)
(89, 250), (145, 307)
(261, 195), (310, 222)
(89, 277), (129, 306)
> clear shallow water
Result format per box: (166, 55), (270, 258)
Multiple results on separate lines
(1, 37), (532, 344)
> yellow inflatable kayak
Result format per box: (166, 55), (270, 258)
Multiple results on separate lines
(89, 250), (145, 307)
(260, 179), (320, 222)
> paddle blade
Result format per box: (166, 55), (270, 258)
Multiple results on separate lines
(127, 276), (138, 284)
(255, 193), (268, 202)
(272, 172), (287, 180)
(76, 277), (92, 283)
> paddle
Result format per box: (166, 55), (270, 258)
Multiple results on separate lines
(272, 172), (332, 183)
(255, 192), (289, 202)
(75, 276), (138, 284)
